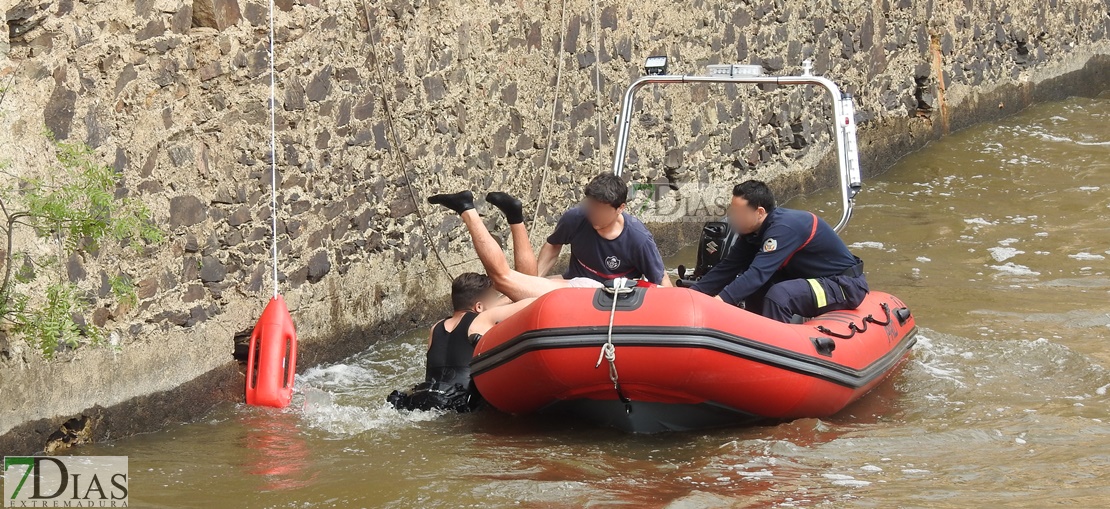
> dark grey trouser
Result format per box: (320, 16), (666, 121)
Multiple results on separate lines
(755, 274), (869, 322)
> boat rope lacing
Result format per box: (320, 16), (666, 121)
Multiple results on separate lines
(815, 303), (892, 340)
(596, 277), (634, 414)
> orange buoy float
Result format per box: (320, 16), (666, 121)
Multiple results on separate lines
(245, 295), (298, 407)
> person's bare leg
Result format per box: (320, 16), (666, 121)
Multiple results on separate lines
(458, 209), (562, 301)
(486, 192), (537, 276)
(508, 223), (538, 276)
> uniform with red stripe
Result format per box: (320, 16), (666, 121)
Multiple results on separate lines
(691, 181), (868, 322)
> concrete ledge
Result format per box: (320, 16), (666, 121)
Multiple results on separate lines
(0, 362), (240, 455)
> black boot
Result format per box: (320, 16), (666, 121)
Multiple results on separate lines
(485, 192), (524, 225)
(428, 190), (475, 214)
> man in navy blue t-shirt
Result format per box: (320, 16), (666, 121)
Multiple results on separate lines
(539, 174), (667, 285)
(690, 180), (868, 322)
(427, 173), (667, 302)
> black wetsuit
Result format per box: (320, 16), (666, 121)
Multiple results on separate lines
(424, 312), (479, 387)
(387, 312), (483, 412)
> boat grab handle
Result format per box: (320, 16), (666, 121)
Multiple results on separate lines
(814, 303), (892, 340)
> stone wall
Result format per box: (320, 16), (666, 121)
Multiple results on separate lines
(0, 0), (1106, 453)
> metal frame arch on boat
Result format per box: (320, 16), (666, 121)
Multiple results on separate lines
(610, 59), (863, 233)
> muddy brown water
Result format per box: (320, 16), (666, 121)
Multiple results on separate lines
(72, 95), (1109, 508)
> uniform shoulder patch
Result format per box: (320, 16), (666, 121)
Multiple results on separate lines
(762, 238), (777, 252)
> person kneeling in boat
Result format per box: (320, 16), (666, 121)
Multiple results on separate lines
(388, 273), (534, 412)
(426, 173), (667, 302)
(690, 180), (868, 323)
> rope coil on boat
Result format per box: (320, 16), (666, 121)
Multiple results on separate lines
(597, 278), (634, 414)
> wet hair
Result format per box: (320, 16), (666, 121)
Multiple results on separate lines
(732, 180), (776, 213)
(451, 272), (493, 312)
(583, 173), (628, 208)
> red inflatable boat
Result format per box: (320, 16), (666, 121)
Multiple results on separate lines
(471, 286), (916, 432)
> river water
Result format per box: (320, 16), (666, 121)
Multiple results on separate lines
(75, 94), (1109, 507)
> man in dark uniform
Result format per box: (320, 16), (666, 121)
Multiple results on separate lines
(388, 273), (534, 412)
(690, 180), (868, 322)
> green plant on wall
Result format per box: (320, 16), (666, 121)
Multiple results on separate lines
(0, 131), (163, 358)
(8, 282), (103, 358)
(108, 274), (137, 307)
(630, 182), (656, 215)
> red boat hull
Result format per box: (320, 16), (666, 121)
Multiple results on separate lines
(471, 287), (916, 432)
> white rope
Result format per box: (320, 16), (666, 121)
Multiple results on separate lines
(533, 0), (568, 229)
(595, 278), (633, 400)
(268, 0), (279, 298)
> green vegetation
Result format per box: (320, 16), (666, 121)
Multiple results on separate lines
(0, 131), (163, 358)
(8, 282), (102, 358)
(108, 274), (137, 307)
(630, 182), (656, 215)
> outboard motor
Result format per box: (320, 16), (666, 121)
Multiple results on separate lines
(676, 221), (737, 287)
(694, 221), (735, 277)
